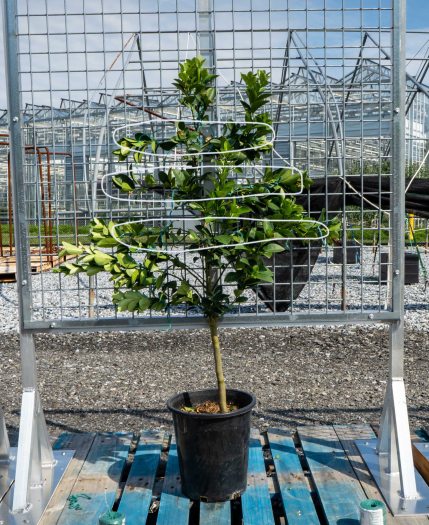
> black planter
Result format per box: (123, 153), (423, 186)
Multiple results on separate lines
(167, 389), (256, 502)
(333, 240), (361, 265)
(379, 252), (419, 285)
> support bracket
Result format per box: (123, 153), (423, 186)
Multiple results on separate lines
(357, 378), (429, 515)
(12, 388), (54, 513)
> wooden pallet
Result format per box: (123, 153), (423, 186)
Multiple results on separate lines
(27, 425), (429, 525)
(0, 251), (68, 282)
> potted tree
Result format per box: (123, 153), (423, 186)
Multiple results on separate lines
(56, 57), (337, 501)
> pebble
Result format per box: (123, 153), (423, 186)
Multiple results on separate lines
(0, 247), (427, 332)
(0, 248), (427, 440)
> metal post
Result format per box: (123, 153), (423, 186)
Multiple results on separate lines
(197, 0), (215, 73)
(376, 0), (418, 501)
(355, 0), (429, 515)
(2, 0), (54, 514)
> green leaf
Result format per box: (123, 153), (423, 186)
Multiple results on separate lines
(224, 272), (239, 283)
(117, 253), (137, 269)
(253, 269), (274, 282)
(96, 237), (118, 248)
(159, 140), (177, 151)
(59, 242), (83, 256)
(94, 251), (114, 266)
(215, 234), (232, 244)
(86, 266), (103, 276)
(112, 173), (135, 193)
(263, 243), (285, 254)
(138, 295), (151, 311)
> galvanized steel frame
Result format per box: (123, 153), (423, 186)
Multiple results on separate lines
(1, 0), (426, 517)
(2, 0), (56, 517)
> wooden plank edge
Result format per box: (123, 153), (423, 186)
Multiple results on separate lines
(266, 427), (320, 525)
(39, 432), (97, 525)
(55, 432), (133, 525)
(117, 430), (165, 524)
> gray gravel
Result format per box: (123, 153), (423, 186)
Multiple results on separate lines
(1, 324), (429, 441)
(0, 247), (428, 440)
(0, 247), (428, 330)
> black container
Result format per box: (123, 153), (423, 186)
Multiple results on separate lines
(380, 252), (419, 285)
(333, 240), (361, 265)
(167, 389), (256, 502)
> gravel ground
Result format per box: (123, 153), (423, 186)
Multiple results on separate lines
(0, 247), (428, 330)
(1, 324), (429, 441)
(0, 247), (428, 440)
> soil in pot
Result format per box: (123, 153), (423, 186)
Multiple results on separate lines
(167, 388), (256, 502)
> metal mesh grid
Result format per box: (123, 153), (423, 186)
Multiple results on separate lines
(3, 0), (422, 329)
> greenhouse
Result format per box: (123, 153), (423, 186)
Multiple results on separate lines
(0, 0), (428, 523)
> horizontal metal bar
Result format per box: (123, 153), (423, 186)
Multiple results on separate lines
(23, 311), (401, 334)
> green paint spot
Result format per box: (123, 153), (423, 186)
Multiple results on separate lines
(67, 493), (92, 510)
(99, 510), (126, 525)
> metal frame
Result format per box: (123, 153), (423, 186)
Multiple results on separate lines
(2, 1), (64, 520)
(1, 0), (428, 518)
(356, 0), (425, 513)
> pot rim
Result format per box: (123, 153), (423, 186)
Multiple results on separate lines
(166, 388), (256, 419)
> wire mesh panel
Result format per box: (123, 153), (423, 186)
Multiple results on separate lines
(4, 0), (410, 330)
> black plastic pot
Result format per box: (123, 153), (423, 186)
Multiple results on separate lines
(379, 252), (419, 285)
(167, 389), (256, 502)
(333, 240), (361, 265)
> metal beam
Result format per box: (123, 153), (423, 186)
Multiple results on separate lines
(2, 0), (54, 517)
(361, 0), (421, 512)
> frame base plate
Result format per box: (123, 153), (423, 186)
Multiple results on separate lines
(0, 447), (74, 525)
(357, 439), (429, 516)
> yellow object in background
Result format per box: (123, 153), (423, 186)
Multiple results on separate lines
(409, 213), (415, 242)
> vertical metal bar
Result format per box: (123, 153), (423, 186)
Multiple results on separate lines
(391, 3), (406, 337)
(377, 0), (418, 502)
(13, 389), (37, 512)
(2, 0), (32, 327)
(3, 0), (55, 513)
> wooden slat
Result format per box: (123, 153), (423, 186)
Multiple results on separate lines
(334, 424), (428, 525)
(39, 433), (96, 525)
(56, 432), (132, 525)
(0, 253), (70, 282)
(241, 431), (275, 525)
(156, 440), (190, 525)
(334, 425), (394, 524)
(410, 429), (429, 489)
(199, 501), (231, 525)
(413, 443), (429, 487)
(298, 425), (365, 524)
(268, 428), (319, 525)
(117, 430), (164, 524)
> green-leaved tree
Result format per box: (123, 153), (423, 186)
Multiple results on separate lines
(56, 57), (338, 412)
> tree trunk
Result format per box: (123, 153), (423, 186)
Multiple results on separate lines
(208, 315), (228, 413)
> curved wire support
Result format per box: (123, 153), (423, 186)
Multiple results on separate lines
(109, 216), (330, 255)
(112, 119), (275, 157)
(107, 117), (329, 255)
(100, 163), (306, 205)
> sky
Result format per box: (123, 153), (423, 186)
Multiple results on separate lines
(0, 0), (428, 110)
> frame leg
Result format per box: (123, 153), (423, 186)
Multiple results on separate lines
(12, 389), (54, 513)
(377, 378), (418, 500)
(12, 332), (54, 513)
